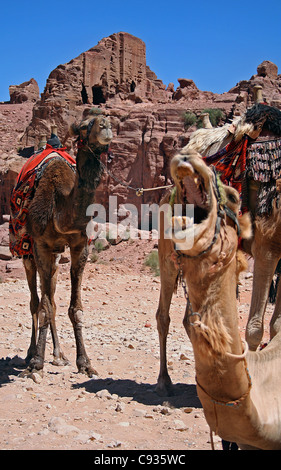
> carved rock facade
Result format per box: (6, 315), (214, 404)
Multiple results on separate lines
(1, 33), (281, 223)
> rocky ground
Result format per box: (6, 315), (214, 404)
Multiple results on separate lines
(0, 227), (273, 452)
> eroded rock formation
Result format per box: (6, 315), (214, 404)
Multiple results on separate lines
(1, 32), (281, 224)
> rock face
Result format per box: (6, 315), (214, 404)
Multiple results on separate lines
(229, 59), (281, 111)
(21, 32), (168, 149)
(1, 32), (281, 225)
(257, 60), (278, 80)
(9, 78), (39, 104)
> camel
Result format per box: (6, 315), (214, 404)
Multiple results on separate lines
(157, 148), (281, 449)
(10, 108), (113, 377)
(155, 147), (252, 396)
(184, 102), (281, 351)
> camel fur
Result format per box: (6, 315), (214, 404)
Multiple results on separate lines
(184, 103), (281, 351)
(157, 149), (281, 449)
(13, 108), (113, 378)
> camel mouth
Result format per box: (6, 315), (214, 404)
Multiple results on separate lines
(177, 171), (210, 225)
(98, 133), (113, 146)
(97, 126), (113, 146)
(169, 154), (216, 251)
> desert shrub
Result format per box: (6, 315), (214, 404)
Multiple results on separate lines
(94, 240), (105, 253)
(144, 250), (160, 276)
(183, 112), (197, 129)
(198, 108), (226, 128)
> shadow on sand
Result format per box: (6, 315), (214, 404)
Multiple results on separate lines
(0, 356), (26, 386)
(73, 376), (202, 409)
(0, 356), (202, 409)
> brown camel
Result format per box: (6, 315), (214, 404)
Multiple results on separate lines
(157, 149), (281, 449)
(184, 103), (281, 351)
(10, 108), (113, 377)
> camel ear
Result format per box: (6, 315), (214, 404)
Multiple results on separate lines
(69, 123), (80, 137)
(238, 212), (252, 239)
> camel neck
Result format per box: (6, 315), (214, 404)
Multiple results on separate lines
(71, 147), (105, 229)
(186, 256), (250, 404)
(76, 146), (105, 191)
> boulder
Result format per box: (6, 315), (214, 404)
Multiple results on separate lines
(9, 78), (39, 104)
(257, 61), (278, 80)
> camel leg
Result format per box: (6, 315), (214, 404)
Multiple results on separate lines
(246, 247), (279, 350)
(68, 241), (97, 377)
(155, 261), (178, 396)
(49, 255), (70, 366)
(269, 273), (281, 340)
(25, 246), (65, 374)
(23, 256), (39, 363)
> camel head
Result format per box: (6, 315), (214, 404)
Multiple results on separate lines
(169, 149), (251, 261)
(70, 108), (113, 149)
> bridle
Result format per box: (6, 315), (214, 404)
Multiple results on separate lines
(76, 117), (112, 158)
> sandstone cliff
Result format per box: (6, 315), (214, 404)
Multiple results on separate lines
(1, 32), (281, 223)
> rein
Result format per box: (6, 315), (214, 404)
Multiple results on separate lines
(83, 141), (173, 196)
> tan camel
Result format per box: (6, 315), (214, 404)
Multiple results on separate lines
(157, 149), (281, 449)
(184, 103), (281, 351)
(156, 148), (251, 396)
(11, 108), (113, 377)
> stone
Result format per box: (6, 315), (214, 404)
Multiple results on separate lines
(30, 372), (42, 384)
(0, 246), (12, 260)
(48, 417), (80, 435)
(6, 260), (22, 270)
(95, 389), (113, 400)
(174, 419), (188, 432)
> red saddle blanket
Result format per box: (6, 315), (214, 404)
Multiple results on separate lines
(9, 145), (76, 257)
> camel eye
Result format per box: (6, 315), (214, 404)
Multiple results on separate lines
(228, 193), (238, 204)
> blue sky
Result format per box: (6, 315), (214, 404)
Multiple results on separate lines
(1, 0), (280, 102)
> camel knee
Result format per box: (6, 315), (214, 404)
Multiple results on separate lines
(38, 296), (53, 328)
(69, 307), (83, 327)
(246, 318), (264, 350)
(156, 308), (170, 336)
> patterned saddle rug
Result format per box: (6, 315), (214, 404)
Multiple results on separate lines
(203, 136), (281, 216)
(9, 144), (76, 257)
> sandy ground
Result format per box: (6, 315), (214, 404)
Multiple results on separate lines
(0, 236), (273, 452)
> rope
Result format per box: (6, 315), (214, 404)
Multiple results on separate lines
(225, 339), (249, 359)
(85, 144), (173, 196)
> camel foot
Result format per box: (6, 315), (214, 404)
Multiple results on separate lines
(78, 364), (98, 378)
(19, 367), (44, 382)
(77, 358), (98, 377)
(52, 352), (71, 367)
(155, 381), (174, 397)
